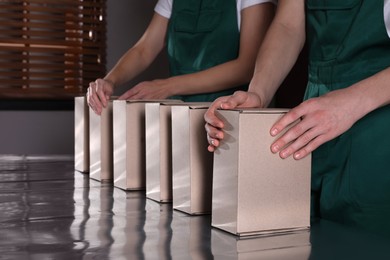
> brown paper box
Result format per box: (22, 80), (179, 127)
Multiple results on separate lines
(145, 101), (183, 203)
(113, 100), (146, 190)
(74, 96), (89, 173)
(212, 108), (311, 236)
(171, 104), (213, 215)
(113, 100), (180, 190)
(89, 101), (114, 182)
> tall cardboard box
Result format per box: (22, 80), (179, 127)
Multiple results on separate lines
(171, 104), (213, 214)
(74, 96), (89, 173)
(89, 101), (114, 182)
(145, 101), (182, 203)
(113, 100), (179, 190)
(212, 108), (311, 236)
(113, 100), (146, 190)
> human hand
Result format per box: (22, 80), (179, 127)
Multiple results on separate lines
(118, 79), (171, 100)
(87, 78), (114, 115)
(270, 88), (359, 160)
(204, 91), (262, 152)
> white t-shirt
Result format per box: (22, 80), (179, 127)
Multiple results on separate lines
(154, 0), (277, 30)
(385, 0), (390, 38)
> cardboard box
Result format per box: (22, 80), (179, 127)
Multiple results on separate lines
(171, 104), (213, 214)
(212, 108), (311, 236)
(113, 100), (146, 190)
(74, 96), (89, 173)
(145, 101), (183, 203)
(89, 100), (114, 182)
(113, 100), (179, 190)
(211, 229), (311, 259)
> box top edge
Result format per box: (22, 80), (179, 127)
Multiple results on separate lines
(113, 99), (182, 104)
(219, 108), (290, 114)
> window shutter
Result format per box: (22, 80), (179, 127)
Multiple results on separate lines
(0, 0), (106, 100)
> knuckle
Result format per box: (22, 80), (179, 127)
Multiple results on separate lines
(233, 90), (244, 97)
(204, 111), (211, 121)
(213, 97), (225, 107)
(292, 124), (304, 136)
(215, 96), (225, 102)
(300, 133), (312, 145)
(288, 109), (300, 120)
(206, 135), (214, 145)
(303, 98), (316, 107)
(204, 123), (209, 132)
(209, 129), (220, 139)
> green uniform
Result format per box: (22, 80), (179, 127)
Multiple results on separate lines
(306, 0), (390, 235)
(166, 0), (248, 102)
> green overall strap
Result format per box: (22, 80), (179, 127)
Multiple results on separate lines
(306, 0), (390, 84)
(166, 0), (248, 102)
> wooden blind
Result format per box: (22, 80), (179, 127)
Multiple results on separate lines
(0, 0), (106, 100)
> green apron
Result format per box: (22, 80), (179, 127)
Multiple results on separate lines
(306, 0), (390, 235)
(166, 0), (248, 102)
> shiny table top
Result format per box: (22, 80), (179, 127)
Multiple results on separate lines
(0, 155), (390, 260)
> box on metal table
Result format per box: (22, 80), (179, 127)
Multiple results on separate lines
(145, 101), (183, 203)
(74, 96), (89, 173)
(113, 100), (179, 190)
(89, 100), (114, 182)
(171, 103), (213, 215)
(212, 108), (311, 236)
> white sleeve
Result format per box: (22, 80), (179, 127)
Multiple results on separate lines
(154, 0), (173, 19)
(385, 0), (390, 38)
(240, 0), (277, 10)
(237, 0), (276, 30)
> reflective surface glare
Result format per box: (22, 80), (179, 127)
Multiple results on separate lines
(1, 156), (390, 260)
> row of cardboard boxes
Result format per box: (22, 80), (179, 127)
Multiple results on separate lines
(74, 97), (311, 237)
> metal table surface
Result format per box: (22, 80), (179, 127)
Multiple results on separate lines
(1, 155), (390, 260)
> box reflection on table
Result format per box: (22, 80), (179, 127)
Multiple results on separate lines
(211, 228), (311, 260)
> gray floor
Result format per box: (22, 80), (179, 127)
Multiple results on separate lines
(1, 155), (390, 260)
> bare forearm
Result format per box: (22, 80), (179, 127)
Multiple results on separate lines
(346, 67), (390, 122)
(104, 46), (156, 87)
(249, 0), (306, 106)
(104, 13), (168, 88)
(166, 59), (255, 96)
(166, 3), (275, 97)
